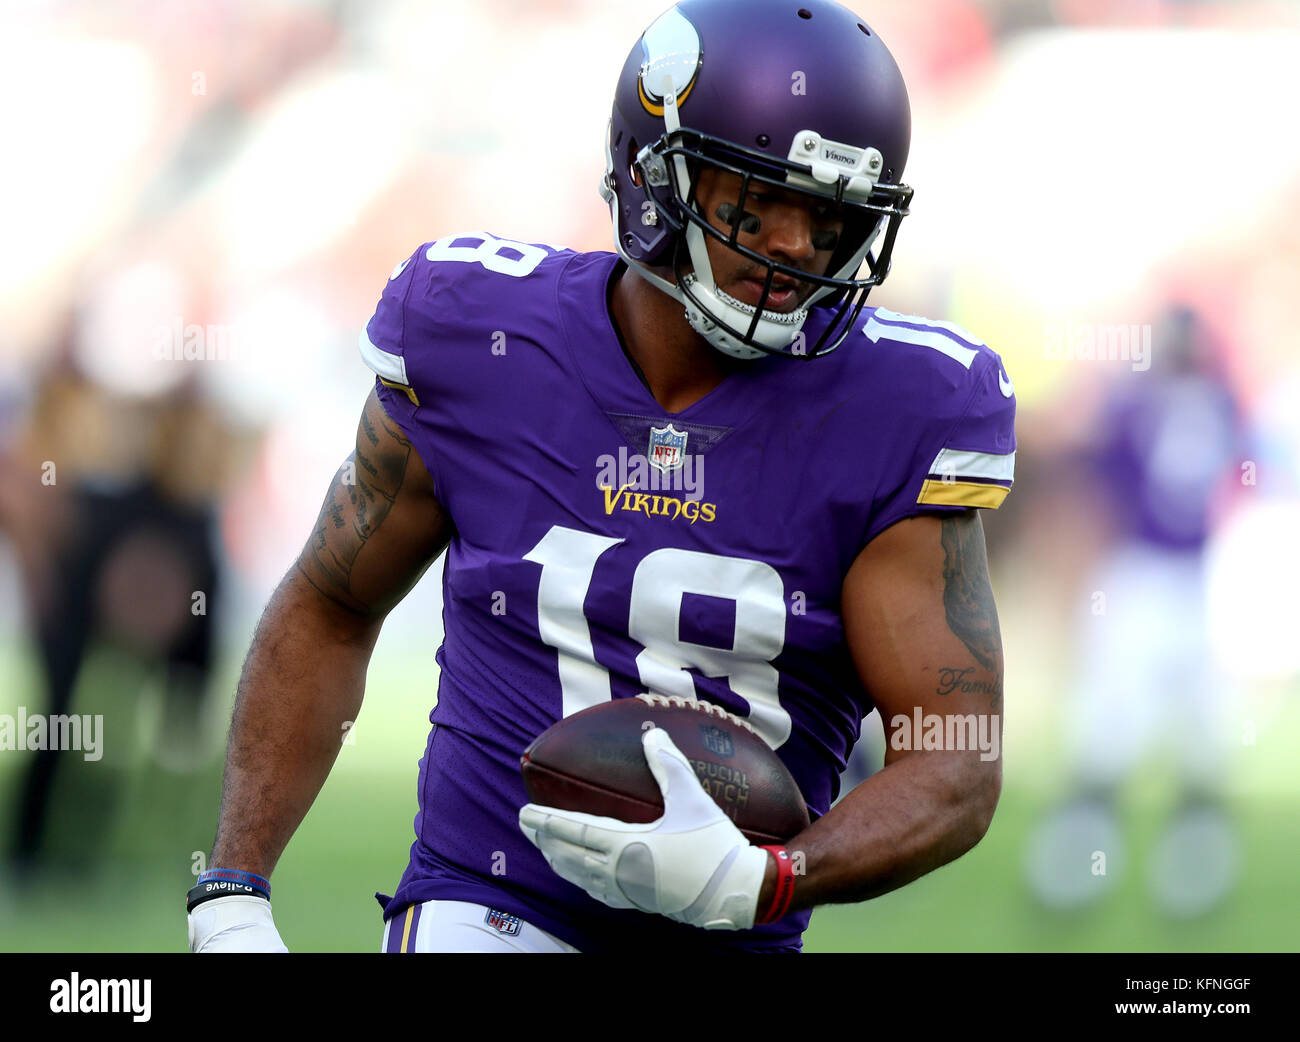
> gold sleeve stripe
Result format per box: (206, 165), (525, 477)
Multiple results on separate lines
(378, 377), (420, 407)
(916, 479), (1010, 509)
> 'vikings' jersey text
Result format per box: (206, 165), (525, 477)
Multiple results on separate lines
(361, 231), (1016, 953)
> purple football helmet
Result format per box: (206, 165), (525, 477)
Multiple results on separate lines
(601, 0), (913, 360)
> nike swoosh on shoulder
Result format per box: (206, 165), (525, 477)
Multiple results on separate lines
(998, 368), (1015, 398)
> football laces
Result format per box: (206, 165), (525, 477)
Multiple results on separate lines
(634, 692), (757, 734)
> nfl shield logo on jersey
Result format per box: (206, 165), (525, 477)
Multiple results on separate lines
(484, 908), (522, 935)
(648, 423), (688, 473)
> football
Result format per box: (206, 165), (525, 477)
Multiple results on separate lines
(521, 694), (810, 845)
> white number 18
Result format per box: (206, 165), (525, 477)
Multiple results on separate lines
(524, 525), (792, 749)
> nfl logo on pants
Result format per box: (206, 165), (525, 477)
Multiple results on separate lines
(485, 908), (522, 935)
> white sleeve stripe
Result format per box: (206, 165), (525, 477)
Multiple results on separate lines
(359, 328), (409, 386)
(928, 447), (1016, 482)
(863, 316), (979, 369)
(870, 307), (987, 347)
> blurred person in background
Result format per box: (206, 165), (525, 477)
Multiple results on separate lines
(2, 305), (230, 876)
(1023, 302), (1249, 917)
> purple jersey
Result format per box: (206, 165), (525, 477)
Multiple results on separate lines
(360, 232), (1016, 952)
(1094, 376), (1242, 551)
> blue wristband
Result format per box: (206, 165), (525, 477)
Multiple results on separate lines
(197, 868), (270, 899)
(187, 879), (270, 913)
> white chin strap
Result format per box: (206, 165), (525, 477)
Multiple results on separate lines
(679, 272), (809, 360)
(655, 79), (810, 361)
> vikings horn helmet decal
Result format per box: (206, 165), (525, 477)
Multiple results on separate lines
(635, 7), (702, 118)
(601, 0), (913, 360)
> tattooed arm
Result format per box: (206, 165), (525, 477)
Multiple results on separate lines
(757, 511), (1004, 912)
(209, 388), (451, 877)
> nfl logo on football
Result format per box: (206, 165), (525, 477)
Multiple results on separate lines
(699, 724), (734, 758)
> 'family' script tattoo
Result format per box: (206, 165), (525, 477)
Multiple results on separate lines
(936, 666), (1001, 709)
(939, 514), (1003, 673)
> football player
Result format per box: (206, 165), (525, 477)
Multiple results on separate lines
(188, 0), (1016, 953)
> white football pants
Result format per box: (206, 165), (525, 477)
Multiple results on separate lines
(380, 899), (580, 953)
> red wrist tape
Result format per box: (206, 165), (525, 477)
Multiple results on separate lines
(756, 845), (797, 924)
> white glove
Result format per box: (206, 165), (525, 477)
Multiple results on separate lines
(188, 895), (289, 952)
(519, 727), (769, 930)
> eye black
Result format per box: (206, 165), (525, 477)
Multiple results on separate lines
(812, 230), (839, 251)
(716, 202), (761, 235)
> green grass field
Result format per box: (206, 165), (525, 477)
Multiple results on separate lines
(1, 639), (1295, 952)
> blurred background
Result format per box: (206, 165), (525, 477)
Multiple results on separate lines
(1, 0), (1297, 952)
